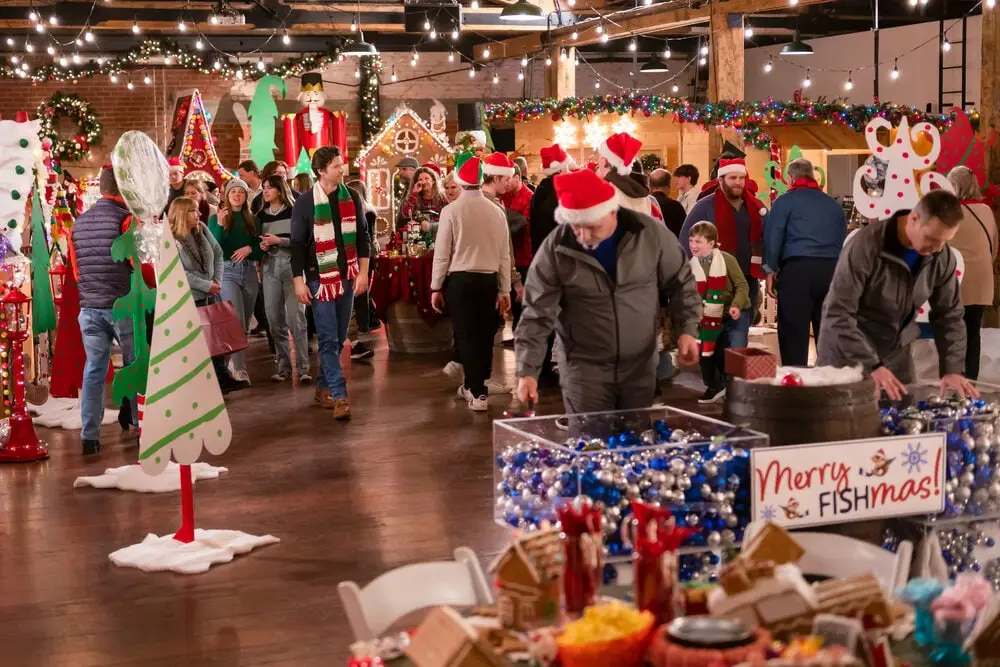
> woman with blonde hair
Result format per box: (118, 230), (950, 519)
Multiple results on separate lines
(208, 178), (262, 383)
(442, 170), (461, 204)
(167, 198), (247, 393)
(947, 166), (998, 380)
(183, 178), (213, 222)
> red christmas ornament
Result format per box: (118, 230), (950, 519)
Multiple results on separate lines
(780, 372), (804, 387)
(551, 112), (562, 122)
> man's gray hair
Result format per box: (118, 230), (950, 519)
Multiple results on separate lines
(786, 158), (814, 182)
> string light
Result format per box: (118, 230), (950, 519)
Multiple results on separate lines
(127, 78), (134, 90)
(46, 45), (55, 56)
(596, 23), (603, 34)
(571, 31), (578, 40)
(449, 51), (455, 62)
(672, 84), (679, 93)
(567, 0), (575, 5)
(178, 19), (186, 31)
(483, 46), (490, 58)
(283, 30), (291, 45)
(560, 47), (567, 61)
(5, 37), (13, 47)
(110, 73), (118, 83)
(663, 44), (671, 59)
(643, 0), (652, 5)
(908, 0), (918, 5)
(195, 38), (204, 50)
(451, 27), (459, 39)
(28, 9), (38, 22)
(844, 71), (854, 90)
(213, 59), (222, 70)
(518, 69), (524, 80)
(574, 54), (580, 66)
(700, 42), (709, 56)
(471, 0), (479, 8)
(24, 41), (34, 53)
(520, 55), (528, 67)
(75, 38), (83, 47)
(492, 70), (499, 84)
(144, 74), (152, 84)
(942, 36), (951, 52)
(354, 66), (360, 78)
(468, 67), (476, 77)
(391, 65), (397, 81)
(628, 38), (637, 51)
(891, 58), (900, 80)
(430, 28), (437, 39)
(423, 19), (431, 30)
(790, 0), (799, 4)
(97, 56), (105, 65)
(84, 30), (95, 42)
(72, 53), (81, 64)
(803, 68), (811, 87)
(49, 14), (58, 25)
(988, 0), (996, 8)
(600, 32), (609, 44)
(545, 54), (552, 66)
(410, 50), (418, 66)
(920, 0), (929, 4)
(699, 55), (707, 66)
(257, 55), (265, 70)
(9, 55), (18, 64)
(594, 80), (600, 89)
(131, 19), (141, 34)
(35, 22), (45, 33)
(764, 58), (773, 73)
(744, 23), (754, 38)
(58, 56), (68, 67)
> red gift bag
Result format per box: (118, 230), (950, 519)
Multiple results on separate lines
(197, 300), (249, 357)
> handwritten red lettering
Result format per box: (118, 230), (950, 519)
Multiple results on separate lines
(756, 460), (852, 501)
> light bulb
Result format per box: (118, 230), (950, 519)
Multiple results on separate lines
(891, 59), (900, 79)
(468, 67), (475, 78)
(85, 30), (95, 42)
(144, 74), (152, 84)
(764, 58), (773, 73)
(600, 32), (609, 44)
(213, 59), (222, 70)
(58, 56), (67, 67)
(210, 16), (218, 25)
(449, 51), (455, 62)
(28, 10), (38, 22)
(424, 19), (431, 30)
(451, 28), (459, 39)
(127, 80), (134, 90)
(283, 31), (291, 45)
(628, 39), (636, 51)
(236, 69), (244, 80)
(354, 67), (360, 78)
(699, 56), (707, 66)
(430, 29), (436, 39)
(46, 45), (55, 55)
(111, 73), (119, 83)
(413, 50), (419, 61)
(195, 38), (204, 50)
(844, 73), (854, 90)
(132, 20), (140, 34)
(518, 69), (524, 80)
(178, 19), (186, 31)
(989, 0), (996, 8)
(350, 20), (357, 32)
(568, 0), (575, 5)
(672, 84), (679, 93)
(920, 0), (928, 4)
(483, 46), (490, 58)
(9, 55), (18, 64)
(942, 37), (951, 52)
(492, 72), (499, 84)
(594, 80), (600, 89)
(663, 46), (671, 59)
(571, 31), (578, 40)
(744, 25), (753, 38)
(72, 53), (80, 64)
(560, 48), (567, 61)
(391, 67), (397, 82)
(908, 0), (918, 5)
(643, 0), (652, 5)
(35, 23), (45, 33)
(545, 55), (552, 66)
(700, 43), (709, 55)
(471, 0), (479, 8)
(163, 55), (171, 65)
(520, 55), (528, 67)
(596, 24), (603, 34)
(803, 73), (811, 88)
(790, 0), (799, 4)
(24, 41), (34, 52)
(49, 14), (58, 25)
(5, 37), (13, 46)
(574, 55), (579, 66)
(410, 56), (417, 67)
(257, 56), (265, 70)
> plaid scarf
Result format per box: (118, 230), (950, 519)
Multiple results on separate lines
(712, 186), (764, 279)
(690, 249), (727, 357)
(312, 182), (359, 301)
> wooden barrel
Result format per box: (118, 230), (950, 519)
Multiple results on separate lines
(724, 377), (881, 446)
(384, 301), (454, 354)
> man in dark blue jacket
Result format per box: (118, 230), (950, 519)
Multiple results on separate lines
(763, 158), (847, 366)
(71, 166), (136, 456)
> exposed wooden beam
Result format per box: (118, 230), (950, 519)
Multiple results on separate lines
(473, 0), (835, 62)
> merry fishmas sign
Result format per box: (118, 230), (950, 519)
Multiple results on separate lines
(750, 434), (946, 528)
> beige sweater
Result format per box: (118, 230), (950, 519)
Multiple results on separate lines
(950, 201), (998, 306)
(431, 189), (512, 293)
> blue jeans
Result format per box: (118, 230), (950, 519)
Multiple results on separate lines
(729, 277), (760, 349)
(308, 279), (354, 398)
(79, 308), (136, 441)
(222, 260), (260, 372)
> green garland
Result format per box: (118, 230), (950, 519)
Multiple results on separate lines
(37, 93), (102, 162)
(3, 38), (342, 84)
(359, 55), (383, 145)
(483, 94), (978, 150)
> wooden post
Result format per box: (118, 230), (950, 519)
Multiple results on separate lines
(982, 8), (1000, 327)
(707, 11), (745, 165)
(544, 46), (576, 99)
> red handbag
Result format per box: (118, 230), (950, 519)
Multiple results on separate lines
(197, 300), (249, 357)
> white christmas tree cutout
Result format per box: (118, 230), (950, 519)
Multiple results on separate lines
(109, 223), (278, 573)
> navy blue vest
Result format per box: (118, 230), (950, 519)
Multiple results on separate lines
(72, 198), (132, 309)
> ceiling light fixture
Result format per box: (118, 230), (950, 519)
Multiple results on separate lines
(780, 31), (814, 55)
(342, 30), (377, 56)
(500, 0), (544, 20)
(640, 56), (670, 73)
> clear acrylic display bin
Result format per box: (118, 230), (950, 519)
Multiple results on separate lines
(493, 407), (769, 566)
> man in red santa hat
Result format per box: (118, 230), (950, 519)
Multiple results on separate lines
(595, 132), (663, 223)
(679, 156), (765, 349)
(515, 168), (701, 414)
(530, 143), (575, 253)
(166, 157), (186, 209)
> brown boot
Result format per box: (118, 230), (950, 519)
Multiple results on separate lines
(315, 388), (336, 409)
(333, 398), (352, 420)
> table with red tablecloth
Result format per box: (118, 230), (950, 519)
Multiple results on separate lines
(370, 254), (453, 353)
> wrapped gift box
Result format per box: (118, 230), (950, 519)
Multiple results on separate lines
(725, 348), (777, 380)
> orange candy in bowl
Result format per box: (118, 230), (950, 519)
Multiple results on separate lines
(557, 602), (656, 667)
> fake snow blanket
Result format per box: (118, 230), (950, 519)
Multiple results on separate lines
(109, 529), (280, 574)
(28, 397), (119, 430)
(73, 461), (228, 492)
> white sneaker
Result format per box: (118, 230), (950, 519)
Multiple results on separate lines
(486, 378), (511, 395)
(443, 361), (464, 383)
(468, 394), (489, 411)
(299, 373), (313, 384)
(233, 370), (251, 385)
(457, 385), (472, 401)
(271, 372), (289, 382)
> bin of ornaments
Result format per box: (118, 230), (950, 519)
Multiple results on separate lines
(493, 407), (769, 577)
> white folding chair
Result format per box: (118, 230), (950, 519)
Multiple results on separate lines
(793, 531), (912, 591)
(337, 546), (494, 642)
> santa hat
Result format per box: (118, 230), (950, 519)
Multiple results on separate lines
(553, 168), (618, 226)
(540, 144), (574, 176)
(168, 157), (185, 174)
(453, 152), (483, 187)
(875, 449), (886, 458)
(482, 152), (515, 177)
(717, 158), (747, 178)
(421, 162), (442, 176)
(598, 132), (643, 176)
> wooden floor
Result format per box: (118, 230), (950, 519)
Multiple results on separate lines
(0, 329), (711, 667)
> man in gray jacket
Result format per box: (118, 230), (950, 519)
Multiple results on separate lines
(515, 168), (702, 413)
(817, 190), (977, 400)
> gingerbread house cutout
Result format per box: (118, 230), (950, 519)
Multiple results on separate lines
(488, 528), (563, 631)
(355, 104), (450, 229)
(406, 606), (512, 667)
(166, 89), (231, 187)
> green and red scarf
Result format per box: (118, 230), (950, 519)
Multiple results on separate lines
(690, 249), (727, 357)
(312, 182), (359, 301)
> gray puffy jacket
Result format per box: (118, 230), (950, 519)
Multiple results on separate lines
(817, 216), (966, 380)
(515, 207), (702, 381)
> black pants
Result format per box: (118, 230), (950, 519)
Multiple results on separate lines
(353, 262), (379, 334)
(776, 257), (839, 367)
(700, 327), (731, 393)
(964, 304), (986, 380)
(447, 272), (499, 397)
(510, 266), (529, 331)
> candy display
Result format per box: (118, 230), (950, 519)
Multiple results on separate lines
(880, 390), (1000, 519)
(493, 407), (768, 569)
(557, 601), (655, 667)
(627, 501), (694, 625)
(558, 500), (602, 615)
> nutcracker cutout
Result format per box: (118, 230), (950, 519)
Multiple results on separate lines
(283, 72), (347, 167)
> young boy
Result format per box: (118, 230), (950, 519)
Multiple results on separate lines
(688, 221), (749, 404)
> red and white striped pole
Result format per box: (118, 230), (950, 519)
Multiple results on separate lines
(136, 393), (145, 439)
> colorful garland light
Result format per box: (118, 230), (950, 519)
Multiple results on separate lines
(36, 93), (102, 163)
(2, 38), (343, 84)
(359, 55), (383, 146)
(483, 95), (978, 150)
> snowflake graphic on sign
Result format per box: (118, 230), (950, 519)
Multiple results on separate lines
(760, 505), (777, 522)
(902, 441), (930, 474)
(138, 223), (232, 476)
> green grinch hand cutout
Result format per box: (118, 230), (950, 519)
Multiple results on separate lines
(764, 145), (827, 198)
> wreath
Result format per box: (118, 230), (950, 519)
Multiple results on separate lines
(37, 93), (102, 162)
